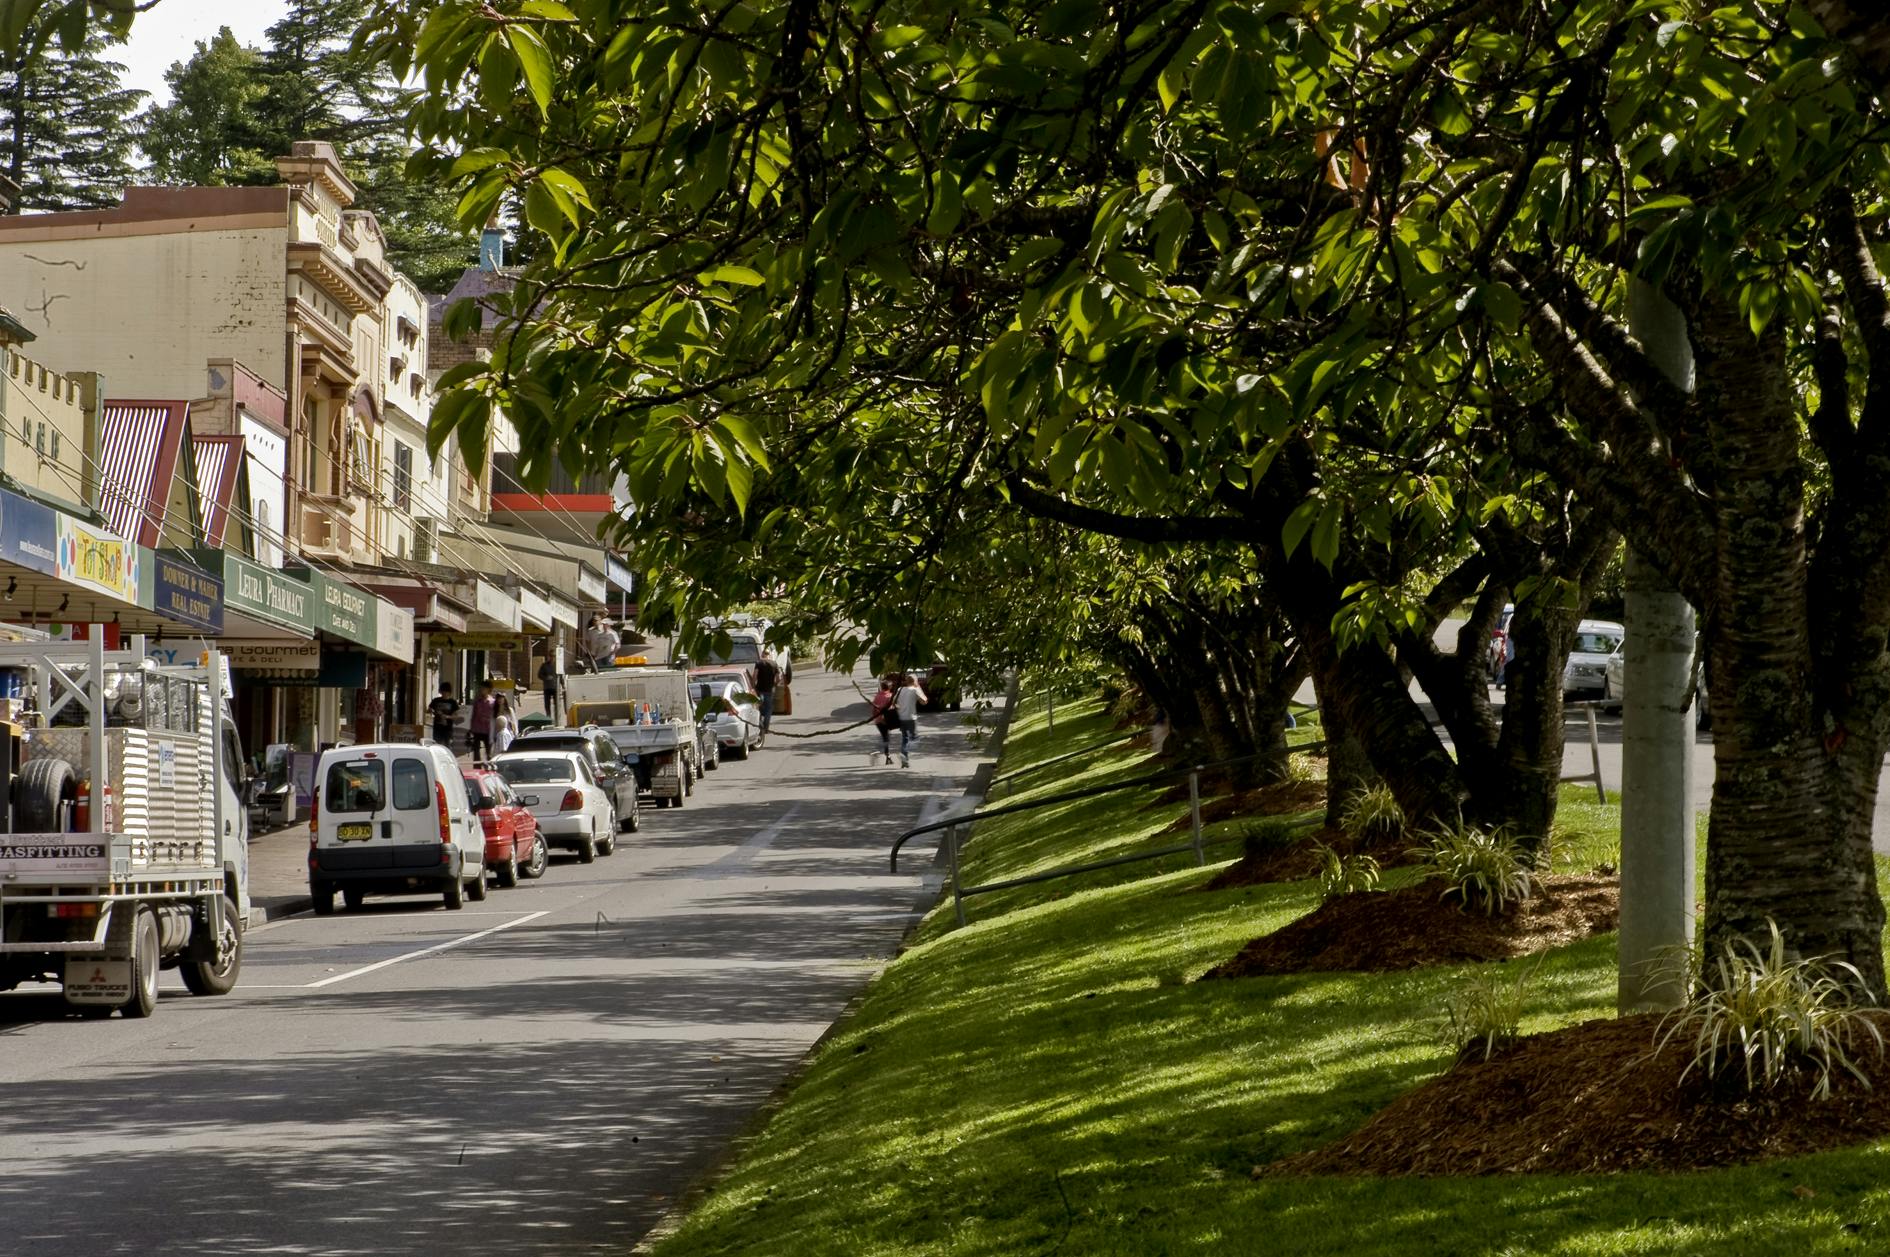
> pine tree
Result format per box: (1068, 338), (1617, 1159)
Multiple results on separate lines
(138, 28), (273, 187)
(0, 26), (145, 210)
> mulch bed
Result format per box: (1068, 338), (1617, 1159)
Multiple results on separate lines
(1202, 875), (1619, 977)
(1199, 825), (1427, 891)
(1260, 1011), (1890, 1176)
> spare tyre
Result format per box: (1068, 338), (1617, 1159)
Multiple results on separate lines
(15, 757), (76, 832)
(15, 756), (76, 831)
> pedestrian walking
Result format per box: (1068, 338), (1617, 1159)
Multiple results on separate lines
(869, 679), (896, 765)
(891, 672), (928, 768)
(754, 650), (781, 745)
(469, 680), (496, 760)
(538, 654), (560, 718)
(493, 693), (518, 754)
(428, 682), (459, 747)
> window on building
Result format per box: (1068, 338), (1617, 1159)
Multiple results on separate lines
(394, 441), (413, 511)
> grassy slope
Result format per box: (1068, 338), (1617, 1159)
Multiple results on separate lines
(652, 697), (1890, 1257)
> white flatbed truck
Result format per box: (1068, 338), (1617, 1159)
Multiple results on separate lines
(565, 666), (697, 806)
(0, 637), (248, 1017)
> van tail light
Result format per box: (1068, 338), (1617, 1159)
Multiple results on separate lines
(436, 781), (452, 845)
(560, 788), (583, 812)
(309, 790), (319, 847)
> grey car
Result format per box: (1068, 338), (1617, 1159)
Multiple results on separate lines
(507, 725), (642, 834)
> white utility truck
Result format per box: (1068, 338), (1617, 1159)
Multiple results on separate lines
(565, 665), (697, 807)
(0, 637), (247, 1017)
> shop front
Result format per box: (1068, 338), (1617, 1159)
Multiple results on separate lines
(213, 550), (316, 753)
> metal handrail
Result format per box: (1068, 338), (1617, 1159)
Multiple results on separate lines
(892, 743), (1328, 927)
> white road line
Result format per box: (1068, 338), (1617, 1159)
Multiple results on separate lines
(303, 911), (550, 989)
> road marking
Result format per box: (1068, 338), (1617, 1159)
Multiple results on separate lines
(304, 911), (550, 989)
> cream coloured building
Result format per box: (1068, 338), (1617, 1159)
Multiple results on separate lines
(0, 142), (406, 569)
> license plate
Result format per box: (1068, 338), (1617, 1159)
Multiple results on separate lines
(337, 822), (372, 841)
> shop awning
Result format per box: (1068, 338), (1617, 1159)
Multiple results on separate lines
(193, 434), (251, 551)
(100, 399), (201, 549)
(210, 549), (315, 640)
(518, 587), (552, 633)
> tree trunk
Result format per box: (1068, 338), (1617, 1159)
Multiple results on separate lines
(1486, 600), (1581, 857)
(1694, 297), (1888, 1001)
(1313, 667), (1373, 826)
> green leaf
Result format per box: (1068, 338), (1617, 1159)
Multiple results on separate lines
(450, 147), (511, 178)
(1481, 282), (1523, 333)
(433, 360), (491, 393)
(1309, 499), (1342, 569)
(539, 166), (592, 210)
(699, 264), (766, 287)
(927, 169), (964, 237)
(1281, 498), (1320, 559)
(506, 25), (555, 118)
(518, 0), (578, 19)
(715, 415), (772, 469)
(524, 180), (567, 241)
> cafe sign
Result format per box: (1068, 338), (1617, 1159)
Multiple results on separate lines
(57, 516), (138, 602)
(313, 571), (375, 649)
(220, 640), (321, 671)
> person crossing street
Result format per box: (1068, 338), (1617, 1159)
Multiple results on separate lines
(890, 672), (927, 768)
(754, 651), (781, 746)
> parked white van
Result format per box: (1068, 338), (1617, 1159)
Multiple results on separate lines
(308, 742), (486, 913)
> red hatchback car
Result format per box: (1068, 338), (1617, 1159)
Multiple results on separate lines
(462, 768), (547, 887)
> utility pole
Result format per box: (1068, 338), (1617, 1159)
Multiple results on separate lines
(1618, 278), (1698, 1013)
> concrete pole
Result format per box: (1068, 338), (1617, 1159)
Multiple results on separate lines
(1618, 278), (1698, 1013)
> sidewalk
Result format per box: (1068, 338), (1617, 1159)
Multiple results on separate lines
(248, 818), (314, 925)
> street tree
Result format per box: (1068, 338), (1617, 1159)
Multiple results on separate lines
(371, 0), (1890, 994)
(138, 28), (272, 186)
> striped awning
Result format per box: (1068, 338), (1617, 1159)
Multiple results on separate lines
(100, 399), (196, 548)
(193, 434), (245, 548)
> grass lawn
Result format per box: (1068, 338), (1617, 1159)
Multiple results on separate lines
(650, 695), (1890, 1256)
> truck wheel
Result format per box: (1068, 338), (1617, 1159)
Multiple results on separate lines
(343, 889), (365, 912)
(123, 908), (159, 1018)
(467, 867), (488, 901)
(15, 757), (75, 832)
(311, 885), (335, 916)
(443, 876), (465, 910)
(181, 893), (244, 996)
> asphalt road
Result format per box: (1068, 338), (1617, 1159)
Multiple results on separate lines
(0, 664), (989, 1255)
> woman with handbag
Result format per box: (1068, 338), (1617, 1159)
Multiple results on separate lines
(870, 680), (897, 765)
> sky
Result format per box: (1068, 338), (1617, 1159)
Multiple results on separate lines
(115, 1), (290, 105)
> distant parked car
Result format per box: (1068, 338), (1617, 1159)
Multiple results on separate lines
(491, 752), (617, 864)
(1602, 635), (1712, 729)
(462, 767), (546, 887)
(1564, 620), (1623, 698)
(691, 678), (762, 759)
(507, 724), (640, 837)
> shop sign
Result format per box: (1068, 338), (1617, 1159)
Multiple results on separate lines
(314, 572), (376, 649)
(430, 632), (529, 652)
(219, 640), (320, 671)
(150, 551), (223, 633)
(0, 490), (57, 575)
(518, 588), (552, 631)
(57, 516), (139, 602)
(264, 649), (368, 688)
(224, 553), (311, 631)
(474, 580), (521, 631)
(576, 566), (606, 603)
(375, 597), (414, 663)
(548, 596), (579, 630)
(605, 553), (634, 592)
